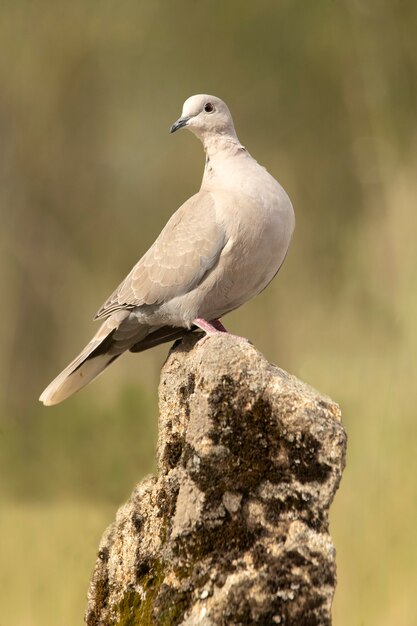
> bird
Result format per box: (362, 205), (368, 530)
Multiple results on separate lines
(39, 94), (295, 406)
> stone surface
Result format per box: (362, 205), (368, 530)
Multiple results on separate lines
(85, 333), (346, 626)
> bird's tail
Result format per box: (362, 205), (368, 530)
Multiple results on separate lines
(39, 312), (147, 406)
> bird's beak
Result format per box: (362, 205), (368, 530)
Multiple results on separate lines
(170, 116), (190, 134)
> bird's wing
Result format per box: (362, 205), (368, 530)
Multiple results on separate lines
(95, 191), (226, 320)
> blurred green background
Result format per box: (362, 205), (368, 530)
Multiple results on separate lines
(1, 1), (416, 624)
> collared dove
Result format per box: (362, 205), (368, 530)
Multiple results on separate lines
(40, 94), (295, 405)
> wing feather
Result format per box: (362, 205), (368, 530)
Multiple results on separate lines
(95, 191), (225, 320)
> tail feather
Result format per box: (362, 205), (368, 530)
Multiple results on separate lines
(39, 315), (196, 406)
(39, 333), (119, 406)
(39, 312), (148, 406)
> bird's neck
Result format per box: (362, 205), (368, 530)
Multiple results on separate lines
(201, 134), (251, 190)
(202, 132), (243, 161)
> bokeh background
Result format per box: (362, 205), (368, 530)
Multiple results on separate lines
(1, 1), (416, 624)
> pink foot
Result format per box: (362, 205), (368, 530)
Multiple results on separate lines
(193, 318), (228, 335)
(209, 319), (228, 332)
(192, 318), (250, 344)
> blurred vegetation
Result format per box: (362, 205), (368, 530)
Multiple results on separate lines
(1, 1), (416, 624)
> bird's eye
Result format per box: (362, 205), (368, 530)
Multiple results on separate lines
(204, 102), (214, 113)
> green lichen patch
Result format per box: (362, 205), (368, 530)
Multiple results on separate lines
(113, 591), (143, 626)
(113, 559), (194, 626)
(112, 560), (164, 626)
(153, 584), (193, 626)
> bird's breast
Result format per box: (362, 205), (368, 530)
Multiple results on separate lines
(205, 170), (294, 315)
(160, 155), (295, 326)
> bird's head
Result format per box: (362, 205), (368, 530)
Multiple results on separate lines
(170, 94), (238, 141)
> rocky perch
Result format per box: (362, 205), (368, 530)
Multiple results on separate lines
(85, 333), (346, 626)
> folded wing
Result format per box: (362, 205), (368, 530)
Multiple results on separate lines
(95, 191), (226, 320)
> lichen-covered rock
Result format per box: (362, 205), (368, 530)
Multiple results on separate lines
(86, 333), (346, 626)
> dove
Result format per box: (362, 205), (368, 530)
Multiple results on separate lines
(40, 94), (295, 405)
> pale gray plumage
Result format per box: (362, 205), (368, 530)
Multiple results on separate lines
(40, 94), (295, 406)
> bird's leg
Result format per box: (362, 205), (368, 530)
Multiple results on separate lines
(209, 319), (228, 332)
(193, 318), (249, 345)
(193, 318), (227, 335)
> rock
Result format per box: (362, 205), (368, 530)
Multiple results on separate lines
(85, 333), (346, 626)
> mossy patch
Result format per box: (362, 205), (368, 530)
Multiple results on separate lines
(154, 584), (193, 626)
(112, 558), (193, 626)
(113, 591), (143, 626)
